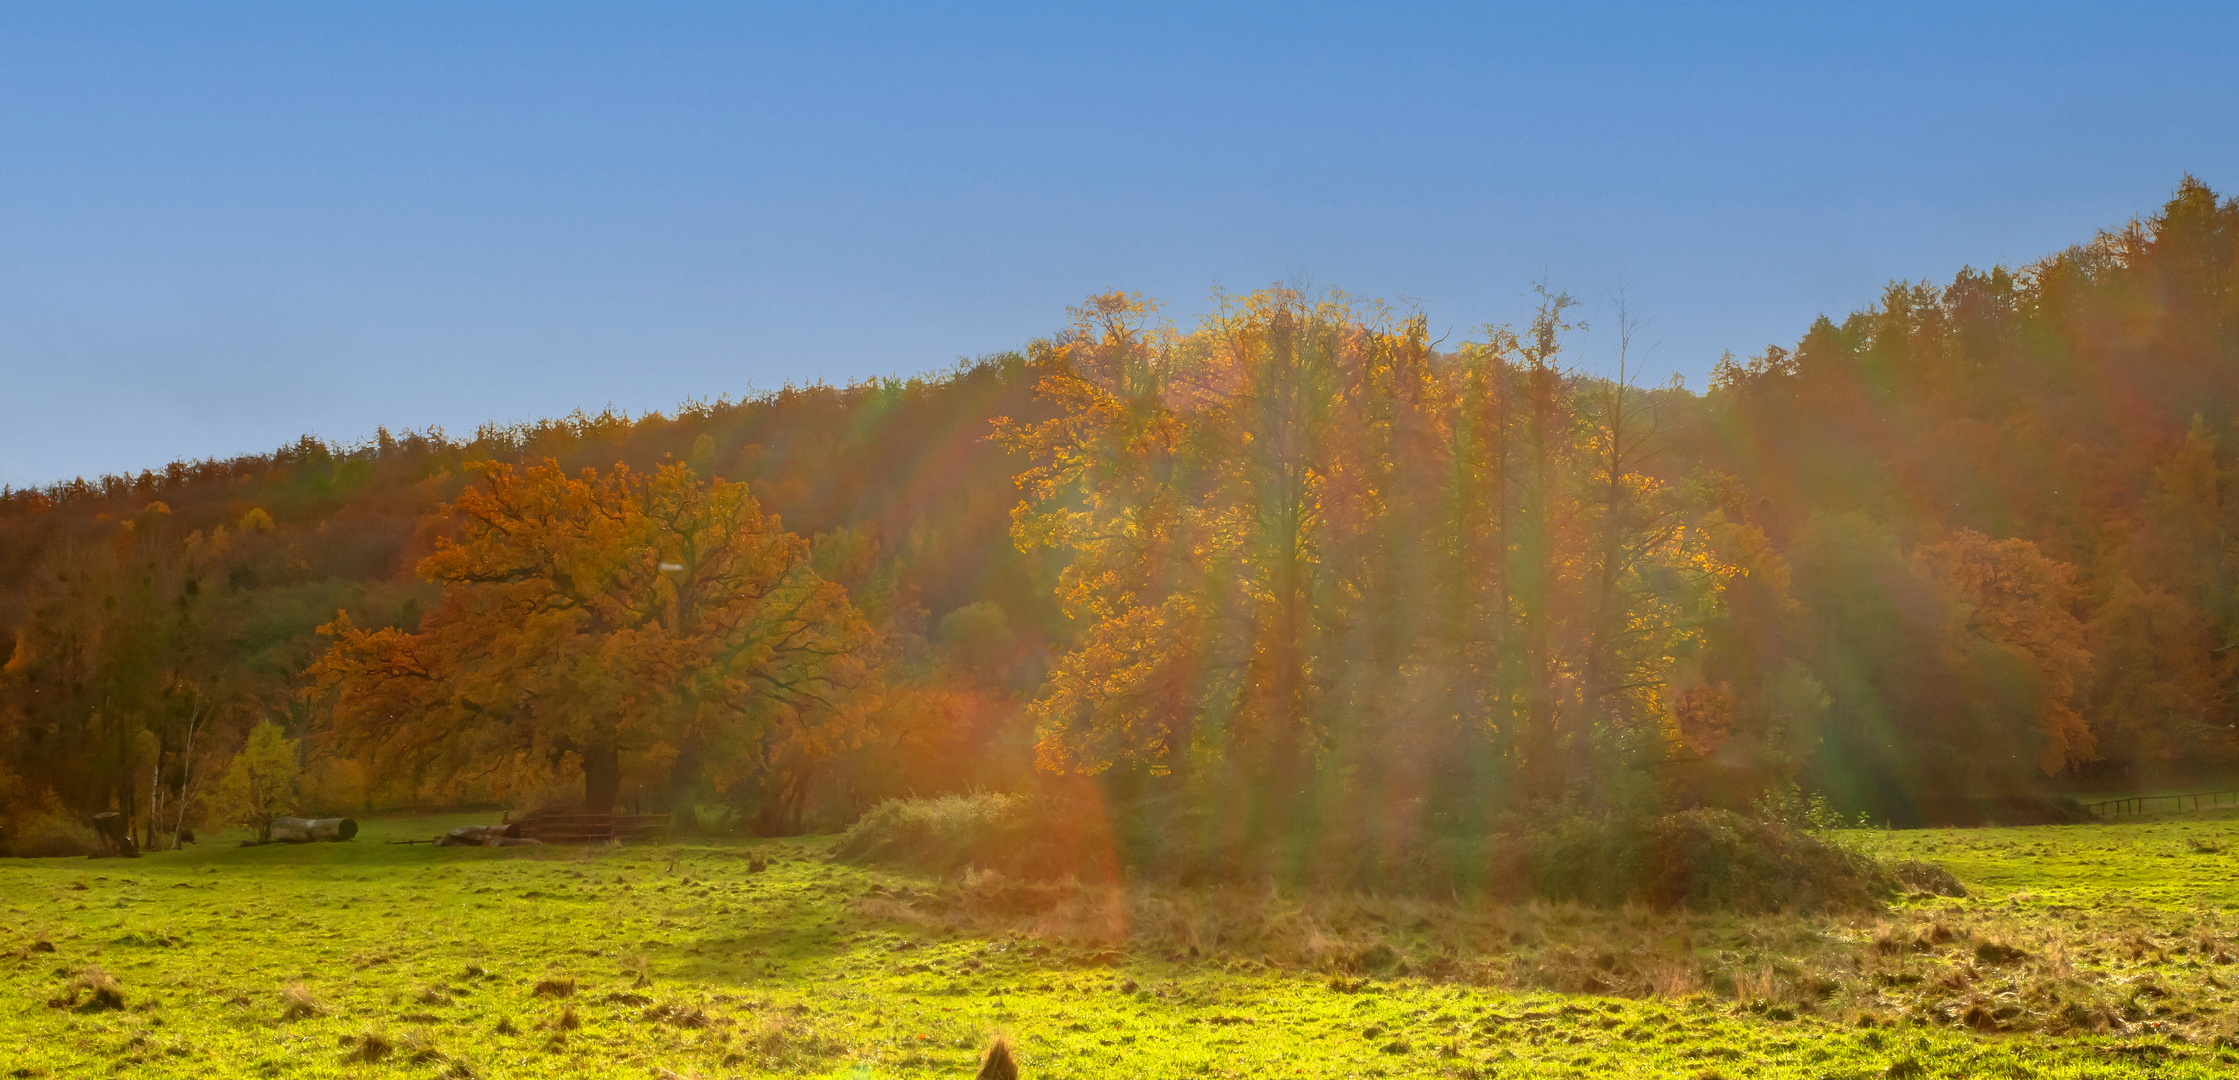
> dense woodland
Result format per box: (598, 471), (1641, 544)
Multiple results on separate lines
(4, 179), (2237, 856)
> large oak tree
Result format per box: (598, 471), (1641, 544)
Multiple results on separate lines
(312, 459), (871, 823)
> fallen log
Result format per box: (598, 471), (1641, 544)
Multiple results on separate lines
(270, 816), (359, 843)
(433, 824), (525, 847)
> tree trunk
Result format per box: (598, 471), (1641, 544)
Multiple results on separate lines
(90, 812), (140, 858)
(269, 816), (359, 843)
(582, 741), (621, 815)
(668, 741), (702, 833)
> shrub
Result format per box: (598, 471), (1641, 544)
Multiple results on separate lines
(4, 812), (100, 858)
(839, 795), (1894, 912)
(1512, 809), (1896, 912)
(833, 792), (1117, 882)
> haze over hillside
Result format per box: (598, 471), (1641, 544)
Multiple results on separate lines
(3, 179), (2237, 849)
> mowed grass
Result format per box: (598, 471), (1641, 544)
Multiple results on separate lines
(6, 813), (2239, 1078)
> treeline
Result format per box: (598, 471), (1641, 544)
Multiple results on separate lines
(3, 178), (2236, 854)
(0, 364), (1059, 848)
(1698, 176), (2239, 809)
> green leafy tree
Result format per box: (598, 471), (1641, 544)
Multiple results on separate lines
(212, 721), (299, 841)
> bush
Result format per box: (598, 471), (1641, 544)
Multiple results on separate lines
(3, 812), (101, 858)
(1511, 808), (1896, 912)
(838, 795), (1895, 912)
(833, 792), (1117, 882)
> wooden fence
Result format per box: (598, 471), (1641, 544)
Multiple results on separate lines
(2087, 790), (2239, 818)
(502, 809), (672, 843)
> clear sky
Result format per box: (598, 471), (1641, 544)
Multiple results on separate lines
(4, 3), (2235, 489)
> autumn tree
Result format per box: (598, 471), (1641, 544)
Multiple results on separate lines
(1007, 285), (1719, 848)
(212, 720), (299, 841)
(1667, 500), (1826, 808)
(312, 459), (872, 827)
(997, 291), (1206, 777)
(0, 501), (237, 846)
(2087, 576), (2230, 767)
(1913, 529), (2095, 777)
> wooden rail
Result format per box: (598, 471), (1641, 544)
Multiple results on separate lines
(502, 810), (672, 843)
(2088, 790), (2239, 817)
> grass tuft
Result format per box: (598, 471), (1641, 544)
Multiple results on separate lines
(644, 1000), (709, 1028)
(975, 1035), (1017, 1080)
(344, 1031), (392, 1063)
(1972, 939), (2028, 964)
(1888, 859), (1967, 897)
(280, 981), (327, 1019)
(64, 965), (123, 1012)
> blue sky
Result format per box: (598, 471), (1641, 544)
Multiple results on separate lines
(3, 3), (2235, 488)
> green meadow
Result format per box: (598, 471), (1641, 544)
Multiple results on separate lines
(8, 812), (2239, 1079)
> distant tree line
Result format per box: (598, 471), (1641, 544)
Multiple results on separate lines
(3, 178), (2236, 852)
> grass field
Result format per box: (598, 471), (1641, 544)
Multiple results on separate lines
(8, 812), (2239, 1079)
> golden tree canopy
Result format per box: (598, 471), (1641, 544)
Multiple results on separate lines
(312, 458), (871, 813)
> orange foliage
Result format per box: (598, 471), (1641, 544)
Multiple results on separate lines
(312, 458), (871, 820)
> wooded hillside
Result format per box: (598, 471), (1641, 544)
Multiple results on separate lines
(4, 178), (2235, 851)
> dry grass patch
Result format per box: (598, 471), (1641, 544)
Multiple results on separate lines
(280, 981), (327, 1019)
(847, 873), (2239, 1042)
(344, 1030), (393, 1063)
(644, 999), (712, 1028)
(58, 964), (123, 1012)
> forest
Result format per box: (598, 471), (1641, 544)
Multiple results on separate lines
(4, 177), (2237, 858)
